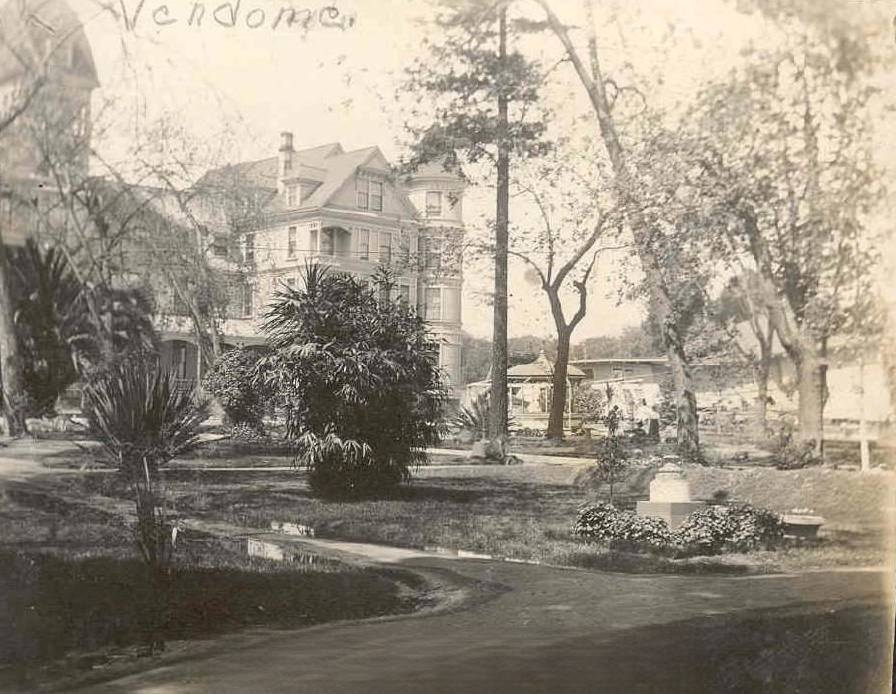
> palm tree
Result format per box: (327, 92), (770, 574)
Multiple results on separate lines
(83, 363), (208, 651)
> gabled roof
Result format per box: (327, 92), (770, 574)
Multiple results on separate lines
(0, 0), (99, 87)
(196, 142), (417, 218)
(509, 350), (586, 380)
(196, 144), (347, 190)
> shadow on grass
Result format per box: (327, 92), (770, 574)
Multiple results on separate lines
(530, 602), (892, 693)
(0, 546), (423, 686)
(4, 486), (123, 523)
(556, 549), (759, 576)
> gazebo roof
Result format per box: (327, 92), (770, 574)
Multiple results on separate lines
(508, 350), (586, 380)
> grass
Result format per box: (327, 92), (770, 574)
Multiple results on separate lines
(24, 450), (894, 574)
(0, 491), (427, 690)
(560, 602), (893, 693)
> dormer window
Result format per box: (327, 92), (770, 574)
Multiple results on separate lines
(357, 178), (384, 212)
(426, 191), (442, 216)
(286, 185), (298, 207)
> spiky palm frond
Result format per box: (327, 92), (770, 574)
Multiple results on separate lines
(83, 363), (209, 476)
(453, 392), (490, 434)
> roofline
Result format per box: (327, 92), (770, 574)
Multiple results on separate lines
(571, 357), (668, 365)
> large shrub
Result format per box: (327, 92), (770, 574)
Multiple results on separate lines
(574, 502), (673, 552)
(256, 264), (446, 499)
(674, 504), (784, 554)
(203, 347), (267, 432)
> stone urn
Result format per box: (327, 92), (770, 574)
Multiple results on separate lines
(782, 513), (825, 539)
(636, 459), (705, 530)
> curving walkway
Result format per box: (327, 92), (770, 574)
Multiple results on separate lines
(75, 555), (892, 693)
(2, 439), (893, 693)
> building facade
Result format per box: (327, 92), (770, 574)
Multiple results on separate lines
(189, 134), (466, 397)
(0, 0), (466, 400)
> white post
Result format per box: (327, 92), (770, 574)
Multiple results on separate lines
(859, 359), (870, 472)
(566, 378), (572, 433)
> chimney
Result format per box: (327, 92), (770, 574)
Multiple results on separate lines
(278, 131), (294, 190)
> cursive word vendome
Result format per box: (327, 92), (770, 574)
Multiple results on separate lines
(118, 0), (355, 31)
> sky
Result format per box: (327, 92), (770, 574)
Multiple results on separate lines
(66, 0), (894, 341)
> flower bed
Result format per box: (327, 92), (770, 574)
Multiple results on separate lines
(574, 502), (785, 556)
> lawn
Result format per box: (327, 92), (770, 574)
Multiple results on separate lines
(0, 488), (428, 691)
(547, 602), (893, 693)
(24, 445), (896, 574)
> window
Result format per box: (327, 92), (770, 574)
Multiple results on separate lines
(174, 343), (188, 379)
(286, 185), (298, 207)
(425, 237), (442, 270)
(426, 191), (442, 216)
(309, 228), (318, 252)
(357, 180), (368, 209)
(379, 231), (391, 264)
(242, 284), (253, 317)
(370, 181), (383, 212)
(538, 388), (552, 414)
(357, 228), (369, 260)
(439, 344), (460, 387)
(399, 284), (410, 305)
(425, 288), (441, 321)
(244, 233), (255, 263)
(399, 231), (410, 266)
(357, 179), (384, 211)
(287, 226), (296, 257)
(320, 228), (334, 256)
(212, 234), (228, 258)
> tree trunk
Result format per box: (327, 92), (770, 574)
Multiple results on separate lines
(488, 7), (509, 454)
(0, 245), (26, 436)
(547, 330), (571, 440)
(796, 355), (825, 456)
(665, 328), (699, 456)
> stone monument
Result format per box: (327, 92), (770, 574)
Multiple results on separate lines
(636, 457), (704, 529)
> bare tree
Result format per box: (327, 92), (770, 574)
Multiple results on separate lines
(507, 154), (622, 439)
(533, 0), (702, 455)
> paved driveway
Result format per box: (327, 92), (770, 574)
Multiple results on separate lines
(79, 559), (892, 694)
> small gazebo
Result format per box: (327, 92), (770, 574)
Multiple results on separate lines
(464, 350), (587, 433)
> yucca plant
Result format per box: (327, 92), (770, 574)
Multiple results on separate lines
(453, 392), (490, 438)
(82, 362), (209, 652)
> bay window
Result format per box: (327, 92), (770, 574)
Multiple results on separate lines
(425, 287), (442, 321)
